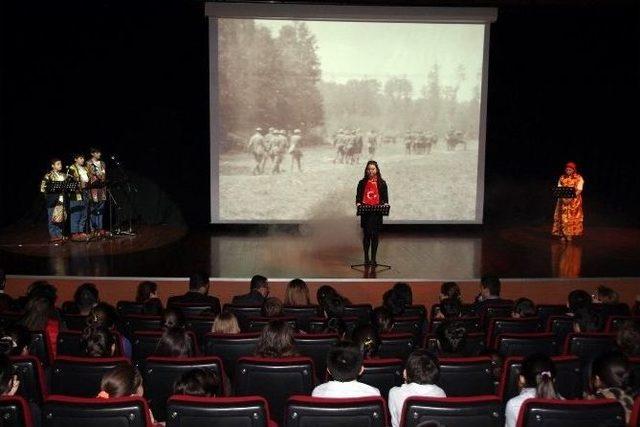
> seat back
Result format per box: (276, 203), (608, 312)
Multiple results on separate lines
(307, 317), (359, 335)
(284, 396), (387, 427)
(0, 396), (33, 427)
(61, 314), (88, 331)
(496, 333), (557, 357)
(437, 357), (496, 396)
(294, 334), (338, 379)
(517, 398), (626, 427)
(547, 316), (575, 353)
(166, 395), (272, 427)
(424, 332), (487, 357)
(28, 330), (53, 366)
(429, 316), (481, 334)
(42, 395), (152, 427)
(246, 317), (297, 333)
(50, 356), (130, 397)
(487, 318), (541, 349)
(605, 316), (640, 332)
(360, 358), (403, 399)
(57, 330), (124, 357)
(536, 305), (568, 326)
(223, 305), (263, 330)
(500, 356), (582, 403)
(123, 315), (162, 332)
(131, 331), (162, 361)
(10, 355), (47, 406)
(283, 306), (321, 331)
(141, 356), (225, 422)
(389, 316), (422, 339)
(343, 304), (373, 323)
(234, 357), (315, 425)
(402, 305), (427, 321)
(202, 333), (260, 379)
(379, 333), (415, 360)
(168, 303), (219, 318)
(185, 317), (217, 344)
(482, 304), (514, 325)
(564, 333), (617, 360)
(402, 395), (503, 427)
(116, 301), (145, 317)
(593, 303), (631, 320)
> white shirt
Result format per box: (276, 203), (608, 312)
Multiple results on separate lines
(388, 382), (446, 427)
(505, 387), (537, 427)
(311, 380), (381, 398)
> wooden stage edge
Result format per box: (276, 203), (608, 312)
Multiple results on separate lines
(6, 275), (640, 311)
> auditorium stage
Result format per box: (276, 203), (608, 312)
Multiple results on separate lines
(1, 224), (639, 280)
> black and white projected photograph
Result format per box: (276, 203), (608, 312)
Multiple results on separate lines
(213, 18), (487, 222)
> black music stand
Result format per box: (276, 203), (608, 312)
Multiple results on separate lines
(351, 204), (392, 272)
(553, 186), (576, 199)
(45, 180), (80, 194)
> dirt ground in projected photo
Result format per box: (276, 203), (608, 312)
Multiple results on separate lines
(219, 140), (478, 221)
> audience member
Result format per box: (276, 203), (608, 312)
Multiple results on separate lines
(567, 289), (592, 315)
(316, 285), (350, 306)
(512, 298), (536, 318)
(388, 350), (446, 427)
(321, 296), (345, 319)
(616, 321), (640, 357)
(254, 320), (297, 358)
(440, 282), (461, 301)
(262, 297), (284, 318)
(154, 327), (194, 357)
(372, 306), (393, 333)
(20, 296), (60, 356)
(82, 327), (117, 357)
(312, 341), (380, 398)
(471, 275), (513, 316)
(505, 353), (560, 427)
(284, 278), (311, 306)
(351, 324), (380, 360)
(136, 281), (163, 315)
(173, 368), (219, 397)
(323, 317), (348, 340)
(434, 298), (462, 320)
(85, 302), (118, 330)
(68, 283), (99, 315)
(162, 308), (186, 330)
(392, 282), (413, 306)
(232, 275), (269, 306)
(593, 286), (619, 304)
(436, 321), (468, 357)
(98, 364), (159, 425)
(211, 312), (241, 334)
(0, 325), (30, 356)
(587, 352), (637, 423)
(0, 355), (19, 396)
(167, 273), (220, 316)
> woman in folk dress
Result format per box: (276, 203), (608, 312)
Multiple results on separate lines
(552, 161), (584, 242)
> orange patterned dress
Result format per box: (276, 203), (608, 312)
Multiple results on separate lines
(552, 173), (584, 237)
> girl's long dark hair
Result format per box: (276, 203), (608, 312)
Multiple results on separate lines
(363, 160), (382, 180)
(521, 353), (559, 399)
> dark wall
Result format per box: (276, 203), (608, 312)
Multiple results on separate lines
(1, 1), (638, 228)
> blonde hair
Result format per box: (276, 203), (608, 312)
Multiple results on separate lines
(211, 312), (241, 334)
(284, 279), (311, 306)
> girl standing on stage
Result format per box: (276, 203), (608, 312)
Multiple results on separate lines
(39, 158), (67, 243)
(68, 153), (90, 241)
(87, 147), (107, 237)
(356, 160), (389, 266)
(552, 161), (584, 242)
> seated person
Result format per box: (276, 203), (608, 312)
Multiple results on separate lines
(512, 298), (536, 318)
(434, 298), (462, 320)
(262, 297), (284, 318)
(351, 324), (380, 360)
(616, 321), (640, 357)
(82, 327), (117, 357)
(321, 296), (345, 319)
(470, 275), (513, 317)
(254, 320), (298, 358)
(0, 325), (30, 356)
(436, 321), (468, 357)
(316, 285), (350, 307)
(232, 275), (269, 306)
(323, 317), (348, 340)
(505, 353), (560, 427)
(284, 279), (311, 306)
(587, 352), (637, 423)
(312, 341), (380, 398)
(162, 308), (186, 330)
(593, 286), (619, 304)
(173, 368), (219, 397)
(383, 283), (413, 316)
(136, 281), (163, 315)
(68, 283), (99, 315)
(0, 355), (20, 396)
(388, 350), (446, 427)
(154, 327), (194, 358)
(211, 312), (241, 334)
(372, 307), (393, 333)
(167, 273), (220, 316)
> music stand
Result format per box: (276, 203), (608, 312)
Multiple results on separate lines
(351, 204), (392, 272)
(45, 180), (80, 194)
(553, 186), (576, 199)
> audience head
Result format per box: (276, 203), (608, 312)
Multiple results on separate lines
(284, 278), (310, 306)
(100, 364), (143, 398)
(83, 327), (116, 358)
(21, 296), (55, 331)
(590, 352), (633, 393)
(519, 353), (559, 399)
(568, 289), (592, 312)
(351, 324), (380, 359)
(173, 368), (219, 397)
(211, 312), (241, 334)
(250, 275), (270, 297)
(324, 317), (347, 340)
(440, 281), (461, 301)
(372, 306), (393, 333)
(512, 298), (536, 318)
(262, 297), (284, 318)
(316, 285), (338, 306)
(322, 296), (345, 319)
(616, 321), (640, 357)
(154, 328), (194, 357)
(0, 325), (30, 357)
(73, 283), (99, 314)
(436, 321), (467, 356)
(392, 282), (413, 306)
(0, 355), (19, 396)
(480, 275), (501, 298)
(326, 341), (363, 382)
(86, 302), (118, 330)
(572, 307), (602, 333)
(593, 286), (619, 304)
(439, 298), (462, 319)
(404, 350), (440, 385)
(189, 273), (210, 295)
(163, 308), (186, 330)
(136, 281), (158, 304)
(26, 281), (57, 304)
(254, 320), (297, 358)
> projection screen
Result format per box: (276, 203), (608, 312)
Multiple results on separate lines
(207, 4), (497, 223)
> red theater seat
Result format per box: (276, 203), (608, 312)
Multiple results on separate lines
(57, 330), (125, 357)
(496, 333), (557, 357)
(246, 317), (297, 333)
(516, 398), (626, 427)
(294, 333), (338, 380)
(42, 395), (152, 427)
(166, 395), (276, 427)
(343, 304), (373, 323)
(437, 357), (496, 396)
(202, 332), (260, 379)
(0, 395), (33, 427)
(487, 317), (541, 349)
(10, 355), (48, 406)
(50, 356), (130, 397)
(283, 305), (322, 330)
(28, 330), (54, 367)
(360, 358), (404, 399)
(284, 396), (387, 427)
(630, 397), (640, 427)
(379, 333), (415, 360)
(116, 301), (145, 317)
(400, 395), (503, 427)
(563, 332), (617, 359)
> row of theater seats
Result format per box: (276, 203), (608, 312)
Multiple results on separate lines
(1, 389), (638, 426)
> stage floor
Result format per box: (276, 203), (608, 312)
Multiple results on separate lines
(1, 223), (639, 279)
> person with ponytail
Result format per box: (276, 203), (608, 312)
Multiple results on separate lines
(587, 352), (637, 423)
(505, 353), (560, 427)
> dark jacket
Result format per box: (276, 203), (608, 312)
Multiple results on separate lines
(142, 298), (164, 316)
(167, 291), (221, 314)
(356, 178), (389, 205)
(232, 290), (266, 306)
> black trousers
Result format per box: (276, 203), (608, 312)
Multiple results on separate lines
(361, 212), (382, 262)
